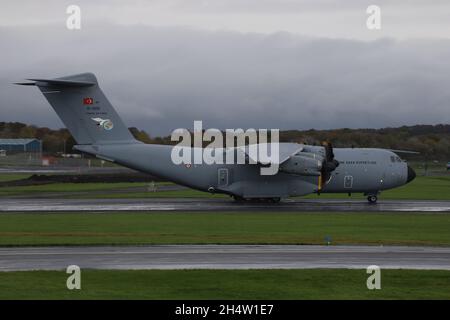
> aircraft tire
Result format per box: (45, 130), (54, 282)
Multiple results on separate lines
(367, 195), (378, 204)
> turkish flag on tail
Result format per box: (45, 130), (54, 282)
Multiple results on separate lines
(83, 97), (93, 105)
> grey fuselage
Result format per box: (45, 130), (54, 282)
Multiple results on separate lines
(20, 72), (414, 200)
(76, 143), (412, 199)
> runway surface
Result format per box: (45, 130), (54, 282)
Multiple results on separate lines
(0, 198), (449, 212)
(1, 245), (449, 271)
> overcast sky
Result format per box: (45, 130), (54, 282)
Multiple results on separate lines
(1, 1), (450, 135)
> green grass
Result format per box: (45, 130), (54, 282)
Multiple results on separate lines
(0, 182), (149, 196)
(0, 212), (449, 246)
(0, 269), (448, 299)
(0, 173), (31, 182)
(305, 175), (450, 200)
(382, 176), (450, 200)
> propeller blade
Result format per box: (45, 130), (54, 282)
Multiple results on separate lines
(318, 141), (339, 192)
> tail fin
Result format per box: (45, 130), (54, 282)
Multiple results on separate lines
(17, 73), (136, 145)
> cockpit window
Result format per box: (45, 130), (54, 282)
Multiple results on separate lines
(390, 156), (395, 163)
(396, 156), (402, 162)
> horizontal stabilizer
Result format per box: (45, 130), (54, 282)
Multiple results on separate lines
(14, 82), (37, 86)
(17, 78), (95, 87)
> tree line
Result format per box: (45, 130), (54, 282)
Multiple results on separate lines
(0, 122), (448, 160)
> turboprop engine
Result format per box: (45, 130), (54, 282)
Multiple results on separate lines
(279, 152), (323, 176)
(280, 142), (340, 193)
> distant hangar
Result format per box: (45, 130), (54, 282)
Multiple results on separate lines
(0, 138), (42, 154)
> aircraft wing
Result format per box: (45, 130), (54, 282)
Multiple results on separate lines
(389, 149), (420, 154)
(239, 143), (303, 165)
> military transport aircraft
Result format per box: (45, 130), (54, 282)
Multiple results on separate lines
(17, 73), (416, 203)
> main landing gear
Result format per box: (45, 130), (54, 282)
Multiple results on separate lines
(232, 196), (281, 203)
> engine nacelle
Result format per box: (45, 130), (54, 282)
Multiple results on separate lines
(280, 153), (323, 176)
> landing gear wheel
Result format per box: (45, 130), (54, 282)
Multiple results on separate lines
(271, 197), (281, 203)
(367, 195), (378, 204)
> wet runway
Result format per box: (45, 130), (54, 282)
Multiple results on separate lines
(0, 245), (449, 271)
(0, 198), (449, 212)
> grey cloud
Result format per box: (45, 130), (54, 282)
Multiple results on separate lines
(2, 1), (450, 40)
(0, 24), (449, 136)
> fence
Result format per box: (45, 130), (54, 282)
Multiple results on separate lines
(0, 153), (116, 168)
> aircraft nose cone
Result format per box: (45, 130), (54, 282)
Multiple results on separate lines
(406, 165), (416, 183)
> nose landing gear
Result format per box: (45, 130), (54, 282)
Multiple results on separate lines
(367, 194), (378, 204)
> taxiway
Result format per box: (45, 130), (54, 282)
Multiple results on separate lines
(0, 245), (449, 271)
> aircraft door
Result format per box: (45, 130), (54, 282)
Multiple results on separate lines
(344, 175), (353, 189)
(218, 168), (229, 187)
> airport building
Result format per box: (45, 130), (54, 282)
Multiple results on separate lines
(0, 138), (42, 155)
